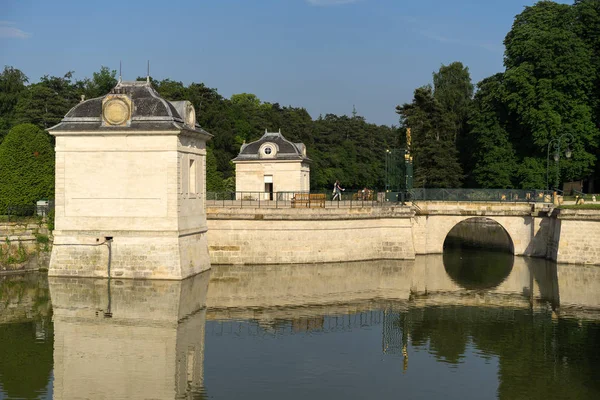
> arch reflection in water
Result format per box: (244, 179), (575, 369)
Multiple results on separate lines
(49, 271), (210, 400)
(443, 249), (514, 290)
(443, 217), (515, 290)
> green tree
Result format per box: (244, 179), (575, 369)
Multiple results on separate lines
(469, 74), (517, 188)
(0, 66), (28, 143)
(78, 66), (118, 99)
(397, 85), (463, 188)
(433, 61), (474, 142)
(14, 73), (79, 130)
(0, 124), (55, 212)
(206, 147), (225, 192)
(574, 0), (600, 190)
(433, 62), (474, 185)
(503, 0), (598, 187)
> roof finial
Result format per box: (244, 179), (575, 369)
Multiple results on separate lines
(279, 128), (281, 134)
(265, 128), (268, 134)
(146, 60), (150, 84)
(118, 60), (122, 83)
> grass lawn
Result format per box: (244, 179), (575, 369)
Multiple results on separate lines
(559, 204), (600, 210)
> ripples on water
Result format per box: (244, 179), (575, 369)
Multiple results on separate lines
(1, 251), (600, 399)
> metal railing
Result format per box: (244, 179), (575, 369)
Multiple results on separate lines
(1, 201), (55, 222)
(206, 189), (551, 209)
(407, 188), (551, 203)
(206, 191), (383, 209)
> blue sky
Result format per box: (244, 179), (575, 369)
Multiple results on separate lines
(0, 0), (569, 126)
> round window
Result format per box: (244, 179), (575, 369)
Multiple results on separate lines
(264, 147), (272, 155)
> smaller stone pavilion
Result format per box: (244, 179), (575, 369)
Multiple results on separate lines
(232, 129), (311, 199)
(48, 80), (212, 280)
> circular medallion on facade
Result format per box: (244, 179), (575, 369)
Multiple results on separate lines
(103, 98), (130, 126)
(186, 103), (196, 128)
(260, 143), (276, 158)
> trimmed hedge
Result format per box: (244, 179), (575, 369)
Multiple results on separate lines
(0, 123), (54, 214)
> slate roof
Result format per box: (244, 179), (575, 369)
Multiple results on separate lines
(232, 130), (310, 162)
(47, 80), (211, 137)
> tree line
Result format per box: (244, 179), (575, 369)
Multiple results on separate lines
(1, 0), (599, 211)
(398, 0), (600, 190)
(0, 65), (402, 203)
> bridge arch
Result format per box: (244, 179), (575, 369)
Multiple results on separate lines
(443, 217), (514, 254)
(411, 203), (547, 257)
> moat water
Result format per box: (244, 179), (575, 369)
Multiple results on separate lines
(1, 249), (600, 399)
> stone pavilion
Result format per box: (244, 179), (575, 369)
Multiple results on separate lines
(232, 129), (310, 199)
(47, 80), (212, 279)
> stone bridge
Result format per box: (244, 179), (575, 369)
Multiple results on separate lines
(410, 201), (549, 257)
(207, 201), (599, 265)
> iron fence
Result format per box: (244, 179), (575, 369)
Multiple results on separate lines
(1, 200), (55, 222)
(206, 191), (383, 209)
(407, 188), (551, 203)
(206, 189), (550, 208)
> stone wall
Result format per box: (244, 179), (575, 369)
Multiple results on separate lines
(49, 133), (210, 279)
(207, 206), (415, 265)
(0, 222), (51, 272)
(551, 210), (600, 265)
(207, 202), (600, 267)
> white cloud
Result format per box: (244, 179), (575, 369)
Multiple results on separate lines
(306, 0), (361, 6)
(0, 21), (31, 39)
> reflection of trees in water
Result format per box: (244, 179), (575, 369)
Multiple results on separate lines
(0, 322), (54, 398)
(0, 273), (53, 399)
(390, 306), (600, 400)
(443, 248), (514, 290)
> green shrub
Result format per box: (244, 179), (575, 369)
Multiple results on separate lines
(35, 233), (49, 244)
(46, 208), (55, 232)
(0, 123), (54, 214)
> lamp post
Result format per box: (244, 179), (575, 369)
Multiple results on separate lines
(546, 133), (575, 192)
(385, 149), (390, 192)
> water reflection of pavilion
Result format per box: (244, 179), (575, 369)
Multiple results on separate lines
(49, 272), (209, 400)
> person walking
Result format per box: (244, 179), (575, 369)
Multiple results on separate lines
(332, 180), (345, 201)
